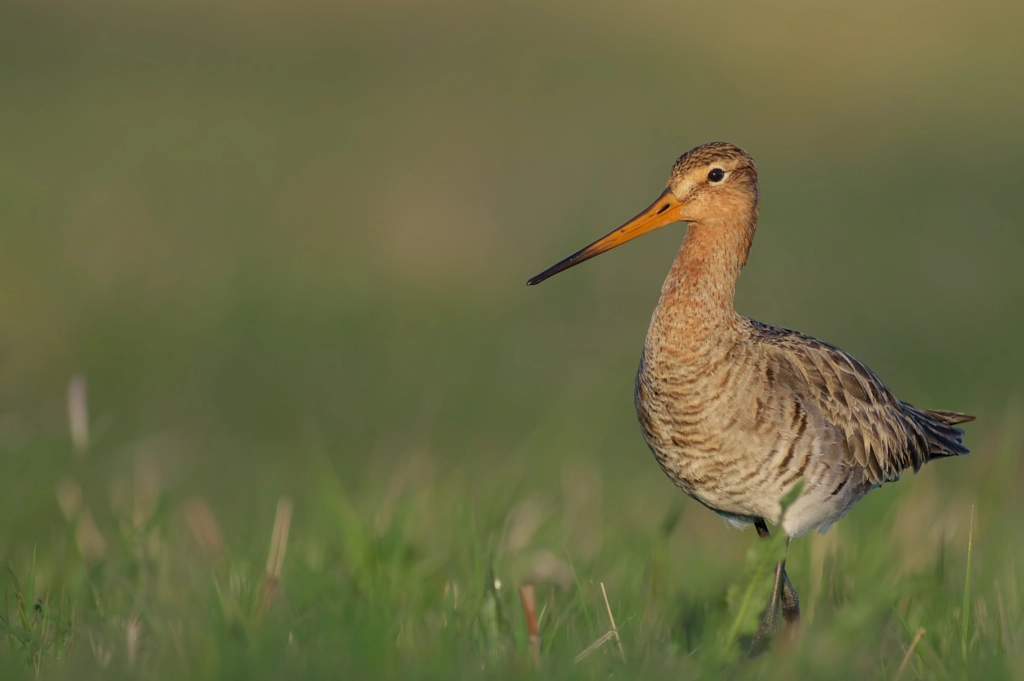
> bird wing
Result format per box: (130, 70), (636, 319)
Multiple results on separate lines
(749, 321), (972, 486)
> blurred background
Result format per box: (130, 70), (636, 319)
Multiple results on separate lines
(0, 0), (1022, 674)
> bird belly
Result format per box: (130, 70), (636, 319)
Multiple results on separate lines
(635, 358), (872, 535)
(639, 414), (871, 535)
(641, 434), (781, 524)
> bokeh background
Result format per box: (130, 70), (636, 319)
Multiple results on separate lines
(1, 0), (1022, 678)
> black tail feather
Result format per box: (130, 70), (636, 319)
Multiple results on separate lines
(903, 404), (974, 461)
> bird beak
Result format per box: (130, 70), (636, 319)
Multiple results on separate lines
(527, 189), (684, 285)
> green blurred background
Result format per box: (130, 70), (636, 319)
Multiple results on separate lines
(0, 0), (1022, 676)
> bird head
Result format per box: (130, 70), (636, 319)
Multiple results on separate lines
(528, 142), (759, 286)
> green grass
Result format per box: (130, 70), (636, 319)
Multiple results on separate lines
(2, 407), (1022, 679)
(2, 435), (1021, 680)
(2, 0), (1024, 678)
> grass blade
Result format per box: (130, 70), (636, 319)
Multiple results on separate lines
(961, 505), (975, 662)
(723, 530), (786, 651)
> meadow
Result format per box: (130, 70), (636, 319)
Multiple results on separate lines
(1, 1), (1023, 678)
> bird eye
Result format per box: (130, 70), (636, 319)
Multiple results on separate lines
(707, 168), (725, 182)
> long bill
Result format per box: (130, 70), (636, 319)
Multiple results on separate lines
(527, 189), (685, 286)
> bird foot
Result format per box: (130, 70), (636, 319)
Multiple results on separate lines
(781, 572), (800, 634)
(748, 561), (800, 658)
(748, 610), (778, 658)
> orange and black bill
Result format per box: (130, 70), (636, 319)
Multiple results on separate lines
(527, 189), (684, 286)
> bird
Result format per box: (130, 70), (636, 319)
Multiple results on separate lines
(527, 142), (974, 653)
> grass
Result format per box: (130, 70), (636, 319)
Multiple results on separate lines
(2, 0), (1024, 678)
(962, 505), (975, 664)
(1, 416), (1021, 680)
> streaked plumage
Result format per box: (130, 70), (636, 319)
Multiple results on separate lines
(636, 317), (972, 537)
(528, 141), (974, 649)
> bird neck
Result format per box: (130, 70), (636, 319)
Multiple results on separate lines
(652, 214), (756, 338)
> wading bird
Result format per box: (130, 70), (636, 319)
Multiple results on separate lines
(527, 142), (973, 653)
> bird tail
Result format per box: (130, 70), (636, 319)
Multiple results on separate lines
(904, 405), (974, 461)
(922, 409), (976, 426)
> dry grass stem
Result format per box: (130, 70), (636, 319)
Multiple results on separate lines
(260, 497), (293, 617)
(601, 582), (626, 662)
(896, 627), (925, 680)
(184, 497), (225, 557)
(573, 630), (616, 663)
(88, 630), (113, 668)
(267, 497), (293, 578)
(443, 581), (459, 611)
(125, 615), (142, 669)
(518, 584), (541, 669)
(68, 374), (89, 458)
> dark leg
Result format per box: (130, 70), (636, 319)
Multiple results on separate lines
(748, 558), (786, 657)
(781, 571), (800, 629)
(749, 520), (800, 657)
(755, 520), (800, 627)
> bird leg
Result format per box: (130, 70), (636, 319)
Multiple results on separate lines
(748, 557), (786, 657)
(755, 520), (800, 628)
(748, 520), (800, 657)
(781, 570), (800, 629)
